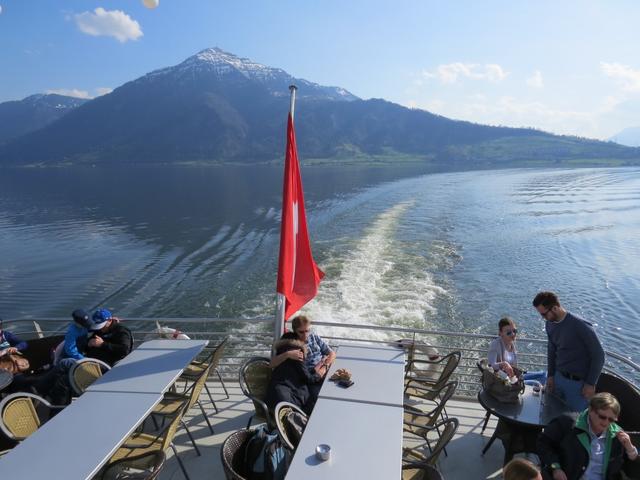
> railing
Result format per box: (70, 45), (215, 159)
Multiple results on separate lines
(3, 317), (640, 396)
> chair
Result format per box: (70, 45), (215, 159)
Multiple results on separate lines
(404, 381), (458, 430)
(239, 357), (273, 429)
(402, 463), (445, 480)
(180, 337), (229, 412)
(152, 357), (215, 456)
(103, 400), (191, 480)
(405, 351), (461, 391)
(97, 450), (166, 480)
(274, 401), (308, 451)
(68, 358), (111, 395)
(0, 392), (65, 441)
(403, 418), (459, 468)
(596, 371), (640, 431)
(220, 429), (252, 480)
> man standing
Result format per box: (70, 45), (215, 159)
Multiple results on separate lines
(85, 308), (133, 366)
(532, 291), (604, 411)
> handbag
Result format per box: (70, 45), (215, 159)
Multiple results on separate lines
(479, 359), (525, 403)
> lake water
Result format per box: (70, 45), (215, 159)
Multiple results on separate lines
(1, 165), (639, 361)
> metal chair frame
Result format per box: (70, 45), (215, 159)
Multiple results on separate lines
(239, 356), (273, 429)
(68, 357), (111, 395)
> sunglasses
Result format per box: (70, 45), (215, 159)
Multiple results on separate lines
(595, 411), (618, 423)
(505, 329), (518, 336)
(539, 307), (554, 318)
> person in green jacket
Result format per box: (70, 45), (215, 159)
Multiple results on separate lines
(537, 392), (638, 480)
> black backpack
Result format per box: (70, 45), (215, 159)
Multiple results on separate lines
(243, 425), (291, 480)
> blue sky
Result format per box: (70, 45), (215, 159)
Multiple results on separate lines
(1, 0), (639, 139)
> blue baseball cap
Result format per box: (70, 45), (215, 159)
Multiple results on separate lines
(91, 308), (113, 331)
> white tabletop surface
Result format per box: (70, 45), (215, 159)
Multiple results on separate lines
(335, 344), (405, 364)
(321, 349), (405, 407)
(0, 391), (162, 479)
(285, 398), (403, 480)
(87, 339), (208, 394)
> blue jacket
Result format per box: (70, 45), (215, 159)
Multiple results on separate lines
(63, 323), (88, 360)
(0, 330), (28, 352)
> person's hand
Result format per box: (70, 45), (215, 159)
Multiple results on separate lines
(582, 383), (596, 399)
(314, 360), (329, 377)
(546, 376), (555, 393)
(617, 431), (638, 459)
(552, 469), (568, 480)
(501, 362), (514, 377)
(88, 336), (105, 348)
(286, 349), (303, 362)
(4, 347), (18, 354)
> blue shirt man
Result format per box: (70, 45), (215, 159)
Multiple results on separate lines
(533, 291), (605, 411)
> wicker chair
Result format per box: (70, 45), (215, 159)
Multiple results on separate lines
(180, 337), (230, 412)
(97, 450), (166, 480)
(403, 418), (459, 468)
(274, 401), (308, 451)
(402, 463), (445, 480)
(239, 357), (273, 429)
(404, 381), (458, 430)
(68, 357), (111, 395)
(0, 392), (65, 441)
(220, 429), (251, 480)
(103, 400), (191, 480)
(152, 357), (215, 456)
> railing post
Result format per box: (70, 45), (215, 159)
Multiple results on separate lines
(32, 320), (44, 339)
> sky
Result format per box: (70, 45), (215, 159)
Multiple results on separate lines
(0, 0), (639, 140)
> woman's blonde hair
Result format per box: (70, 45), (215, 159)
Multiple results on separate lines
(589, 392), (621, 417)
(503, 458), (540, 480)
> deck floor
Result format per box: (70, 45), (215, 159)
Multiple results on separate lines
(157, 380), (513, 480)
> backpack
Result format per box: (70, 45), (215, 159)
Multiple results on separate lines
(281, 410), (308, 449)
(243, 425), (291, 480)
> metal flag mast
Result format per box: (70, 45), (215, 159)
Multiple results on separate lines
(275, 85), (298, 340)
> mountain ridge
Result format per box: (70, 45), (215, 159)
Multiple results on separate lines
(1, 47), (639, 167)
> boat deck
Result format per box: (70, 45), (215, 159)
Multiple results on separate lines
(160, 379), (508, 480)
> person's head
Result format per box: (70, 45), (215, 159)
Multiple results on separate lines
(71, 309), (91, 329)
(532, 291), (562, 322)
(291, 316), (311, 342)
(498, 317), (517, 344)
(588, 392), (620, 435)
(90, 308), (113, 333)
(503, 458), (542, 480)
(275, 331), (307, 357)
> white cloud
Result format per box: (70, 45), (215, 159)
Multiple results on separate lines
(526, 70), (544, 88)
(74, 8), (142, 43)
(600, 62), (640, 92)
(0, 5), (3, 15)
(423, 63), (508, 84)
(95, 87), (113, 96)
(46, 88), (91, 99)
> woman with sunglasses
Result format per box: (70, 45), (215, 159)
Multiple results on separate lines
(537, 392), (638, 480)
(488, 317), (520, 377)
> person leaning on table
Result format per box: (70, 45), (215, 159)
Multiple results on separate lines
(537, 392), (639, 480)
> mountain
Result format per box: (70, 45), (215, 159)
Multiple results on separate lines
(610, 127), (640, 147)
(1, 47), (639, 167)
(0, 94), (88, 145)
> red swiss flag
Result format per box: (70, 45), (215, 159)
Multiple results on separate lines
(276, 113), (325, 320)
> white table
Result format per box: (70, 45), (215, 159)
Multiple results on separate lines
(0, 339), (208, 479)
(285, 398), (404, 480)
(286, 343), (406, 479)
(87, 339), (208, 394)
(321, 345), (406, 407)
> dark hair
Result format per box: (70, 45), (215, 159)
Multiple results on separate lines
(532, 291), (560, 309)
(503, 458), (540, 480)
(291, 315), (311, 332)
(280, 331), (297, 340)
(498, 317), (514, 331)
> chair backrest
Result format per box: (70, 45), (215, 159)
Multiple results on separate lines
(211, 336), (229, 369)
(69, 358), (111, 395)
(156, 400), (189, 452)
(402, 463), (445, 480)
(220, 429), (252, 480)
(596, 371), (640, 431)
(0, 392), (52, 441)
(406, 351), (461, 390)
(185, 359), (214, 410)
(424, 418), (459, 466)
(274, 401), (308, 451)
(99, 450), (166, 480)
(239, 357), (272, 422)
(404, 381), (458, 432)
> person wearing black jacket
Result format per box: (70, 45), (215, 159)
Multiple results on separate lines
(85, 310), (133, 366)
(265, 333), (319, 415)
(537, 392), (638, 480)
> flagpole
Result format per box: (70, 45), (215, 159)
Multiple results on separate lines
(275, 85), (298, 341)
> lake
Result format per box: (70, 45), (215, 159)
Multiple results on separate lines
(1, 165), (639, 361)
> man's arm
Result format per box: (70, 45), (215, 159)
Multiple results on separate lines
(4, 331), (28, 352)
(100, 329), (133, 361)
(577, 321), (605, 387)
(63, 325), (85, 360)
(269, 349), (303, 368)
